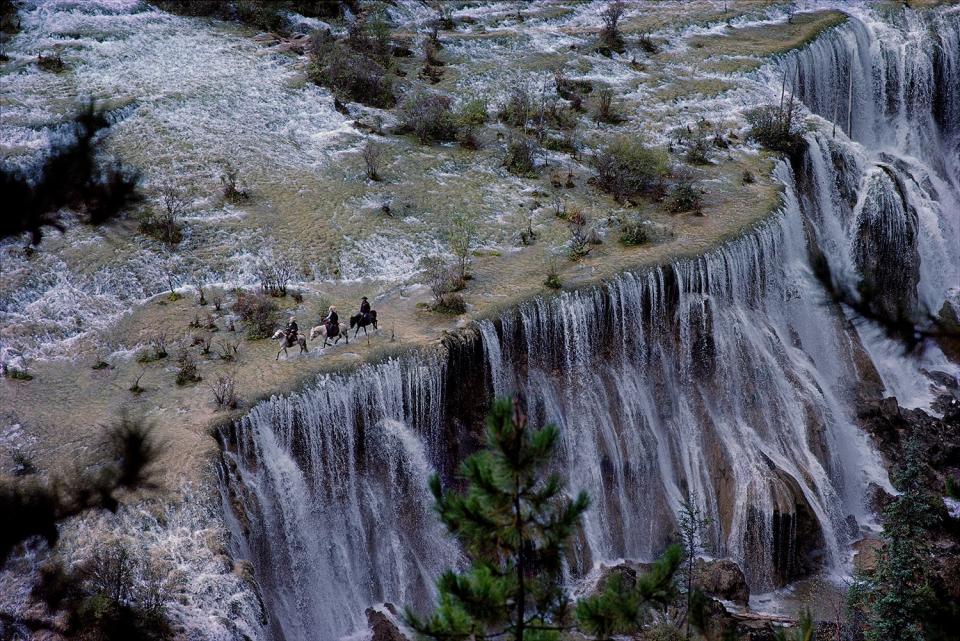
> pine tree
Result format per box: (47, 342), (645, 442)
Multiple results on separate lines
(851, 438), (938, 641)
(408, 397), (683, 641)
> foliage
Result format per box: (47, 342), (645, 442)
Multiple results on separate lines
(618, 217), (649, 246)
(668, 176), (703, 214)
(220, 162), (249, 202)
(504, 137), (538, 177)
(421, 257), (465, 314)
(567, 207), (592, 260)
(544, 258), (562, 289)
(678, 498), (712, 640)
(138, 187), (185, 246)
(745, 104), (805, 157)
(233, 291), (278, 340)
(593, 137), (669, 203)
(685, 137), (710, 165)
(308, 30), (395, 108)
(256, 260), (293, 297)
(399, 90), (458, 143)
(598, 0), (626, 55)
(575, 546), (682, 640)
(849, 439), (938, 641)
(500, 86), (534, 129)
(407, 398), (590, 641)
(447, 213), (478, 287)
(0, 102), (140, 246)
(592, 87), (620, 124)
(174, 349), (201, 386)
(457, 98), (489, 127)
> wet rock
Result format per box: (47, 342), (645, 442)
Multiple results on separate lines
(866, 481), (893, 514)
(693, 558), (749, 606)
(366, 603), (410, 641)
(852, 537), (883, 574)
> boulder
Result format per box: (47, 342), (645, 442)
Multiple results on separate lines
(692, 558), (750, 606)
(366, 603), (410, 641)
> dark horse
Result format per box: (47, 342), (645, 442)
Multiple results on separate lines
(349, 310), (378, 337)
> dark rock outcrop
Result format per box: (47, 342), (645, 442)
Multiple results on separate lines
(693, 558), (750, 606)
(366, 603), (410, 641)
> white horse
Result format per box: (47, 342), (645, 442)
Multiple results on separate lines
(309, 321), (349, 347)
(271, 329), (307, 360)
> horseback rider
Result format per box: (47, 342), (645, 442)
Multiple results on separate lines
(285, 316), (299, 346)
(322, 306), (339, 333)
(359, 296), (371, 322)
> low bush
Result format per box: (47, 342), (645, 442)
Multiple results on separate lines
(221, 162), (249, 202)
(308, 31), (395, 108)
(742, 169), (756, 184)
(619, 217), (650, 246)
(597, 0), (626, 55)
(544, 258), (562, 289)
(175, 349), (201, 386)
(668, 178), (703, 214)
(593, 137), (669, 202)
(685, 137), (710, 165)
(503, 137), (537, 177)
(745, 104), (805, 156)
(499, 86), (533, 128)
(361, 141), (385, 181)
(592, 87), (621, 124)
(457, 98), (488, 128)
(398, 90), (457, 143)
(568, 208), (592, 260)
(233, 291), (278, 340)
(209, 374), (238, 410)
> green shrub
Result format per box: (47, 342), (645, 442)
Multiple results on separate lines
(233, 291), (278, 340)
(685, 137), (710, 165)
(236, 0), (286, 32)
(499, 86), (533, 128)
(6, 368), (33, 381)
(593, 137), (669, 202)
(503, 137), (537, 176)
(175, 349), (201, 386)
(619, 217), (649, 246)
(457, 98), (488, 127)
(668, 179), (703, 214)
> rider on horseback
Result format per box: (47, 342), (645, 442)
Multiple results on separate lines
(359, 297), (371, 323)
(285, 316), (299, 347)
(322, 306), (338, 333)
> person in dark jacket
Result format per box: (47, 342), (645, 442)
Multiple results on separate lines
(359, 296), (371, 321)
(322, 306), (339, 331)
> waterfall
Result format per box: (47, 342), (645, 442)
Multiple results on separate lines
(219, 354), (458, 641)
(218, 6), (959, 641)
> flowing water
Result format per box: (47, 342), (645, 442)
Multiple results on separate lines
(219, 5), (960, 640)
(3, 1), (958, 640)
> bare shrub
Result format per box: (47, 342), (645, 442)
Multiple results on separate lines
(745, 103), (805, 157)
(361, 140), (385, 181)
(217, 338), (240, 361)
(598, 0), (626, 54)
(499, 86), (533, 128)
(136, 334), (168, 363)
(592, 87), (621, 123)
(256, 260), (293, 297)
(233, 291), (278, 340)
(175, 348), (201, 386)
(138, 186), (185, 246)
(421, 256), (464, 313)
(220, 162), (249, 202)
(398, 90), (457, 143)
(308, 29), (395, 108)
(503, 136), (538, 177)
(209, 374), (238, 410)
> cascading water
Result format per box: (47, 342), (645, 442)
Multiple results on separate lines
(219, 5), (959, 641)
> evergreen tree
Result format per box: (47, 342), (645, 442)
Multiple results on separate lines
(851, 438), (937, 641)
(408, 397), (682, 641)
